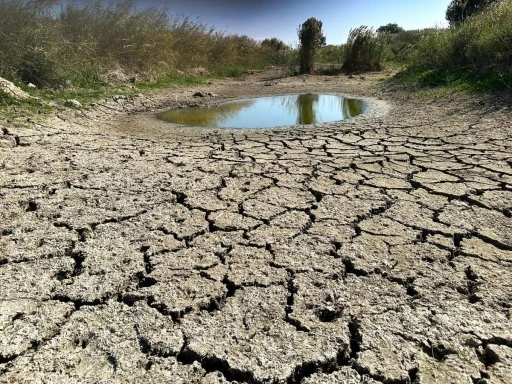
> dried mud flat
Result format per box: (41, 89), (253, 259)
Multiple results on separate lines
(1, 71), (511, 384)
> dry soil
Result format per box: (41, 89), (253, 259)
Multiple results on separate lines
(1, 71), (511, 384)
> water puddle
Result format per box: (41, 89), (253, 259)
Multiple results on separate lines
(157, 94), (364, 129)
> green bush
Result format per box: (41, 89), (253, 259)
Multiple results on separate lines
(342, 26), (385, 72)
(391, 0), (512, 91)
(316, 45), (344, 66)
(381, 29), (425, 63)
(261, 38), (290, 66)
(409, 0), (512, 70)
(0, 0), (279, 88)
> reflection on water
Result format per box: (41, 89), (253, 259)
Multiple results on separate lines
(157, 99), (256, 127)
(296, 93), (319, 125)
(157, 94), (364, 129)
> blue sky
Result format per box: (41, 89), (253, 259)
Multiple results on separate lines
(65, 1), (453, 45)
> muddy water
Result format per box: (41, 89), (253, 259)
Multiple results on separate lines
(157, 94), (364, 128)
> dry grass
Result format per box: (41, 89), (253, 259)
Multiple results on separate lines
(408, 0), (512, 70)
(393, 0), (512, 91)
(342, 26), (385, 72)
(0, 0), (285, 88)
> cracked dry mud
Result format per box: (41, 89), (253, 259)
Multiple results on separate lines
(1, 71), (511, 384)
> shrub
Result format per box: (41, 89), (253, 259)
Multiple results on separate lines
(316, 45), (345, 66)
(0, 0), (279, 88)
(342, 26), (385, 72)
(0, 0), (60, 85)
(409, 0), (512, 70)
(261, 38), (290, 66)
(382, 29), (425, 62)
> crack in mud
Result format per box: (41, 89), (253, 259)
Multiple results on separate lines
(2, 72), (512, 383)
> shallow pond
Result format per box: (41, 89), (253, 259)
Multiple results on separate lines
(157, 94), (364, 129)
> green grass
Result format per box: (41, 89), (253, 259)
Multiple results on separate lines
(211, 65), (247, 78)
(386, 0), (512, 94)
(0, 93), (53, 120)
(401, 1), (512, 90)
(39, 88), (121, 102)
(0, 71), (206, 118)
(391, 67), (512, 93)
(1, 77), (125, 118)
(0, 92), (14, 106)
(382, 60), (405, 71)
(134, 73), (204, 90)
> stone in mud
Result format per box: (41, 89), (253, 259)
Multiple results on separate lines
(64, 99), (82, 108)
(0, 77), (30, 99)
(193, 91), (216, 98)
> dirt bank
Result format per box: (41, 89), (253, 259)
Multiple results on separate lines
(1, 70), (511, 383)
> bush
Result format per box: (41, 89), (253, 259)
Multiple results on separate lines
(342, 26), (385, 72)
(380, 30), (425, 62)
(261, 38), (290, 66)
(0, 0), (59, 85)
(409, 0), (512, 70)
(316, 45), (344, 67)
(0, 0), (279, 88)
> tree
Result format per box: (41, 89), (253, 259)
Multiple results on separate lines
(261, 38), (289, 52)
(446, 0), (497, 26)
(376, 23), (404, 34)
(298, 17), (326, 74)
